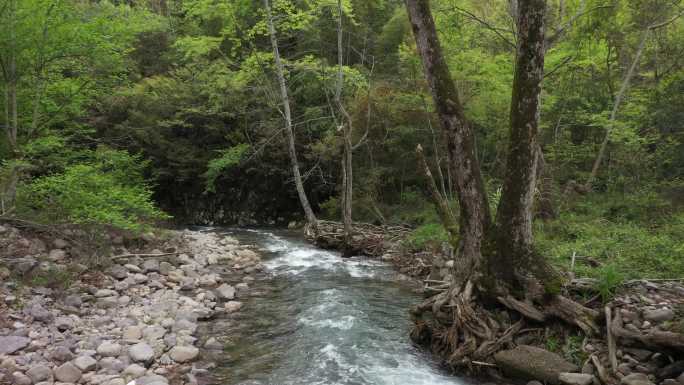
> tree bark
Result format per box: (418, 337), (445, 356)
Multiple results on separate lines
(405, 0), (491, 283)
(263, 0), (318, 228)
(335, 0), (353, 253)
(494, 0), (547, 282)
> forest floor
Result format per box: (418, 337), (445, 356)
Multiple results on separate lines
(0, 224), (262, 385)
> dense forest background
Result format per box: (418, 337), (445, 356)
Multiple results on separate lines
(1, 0), (683, 281)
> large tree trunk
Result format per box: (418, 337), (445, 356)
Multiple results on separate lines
(494, 0), (547, 283)
(335, 0), (354, 254)
(263, 0), (318, 228)
(406, 0), (598, 369)
(406, 0), (491, 284)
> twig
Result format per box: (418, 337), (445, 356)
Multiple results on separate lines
(471, 360), (497, 367)
(591, 354), (610, 385)
(605, 306), (617, 374)
(111, 252), (179, 260)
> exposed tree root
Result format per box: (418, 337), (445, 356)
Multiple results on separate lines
(410, 278), (600, 371)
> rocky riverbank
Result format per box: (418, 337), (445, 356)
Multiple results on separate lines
(0, 225), (262, 385)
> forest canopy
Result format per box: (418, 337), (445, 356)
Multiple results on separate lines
(1, 0), (683, 280)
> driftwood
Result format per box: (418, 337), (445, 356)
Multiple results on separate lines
(305, 220), (411, 257)
(605, 307), (618, 373)
(111, 252), (179, 260)
(611, 306), (684, 352)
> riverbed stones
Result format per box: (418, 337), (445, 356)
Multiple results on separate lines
(54, 316), (75, 331)
(54, 362), (81, 383)
(0, 336), (30, 354)
(136, 375), (169, 385)
(122, 325), (142, 341)
(224, 301), (242, 313)
(168, 346), (199, 363)
(123, 364), (146, 379)
(97, 342), (122, 357)
(73, 355), (97, 372)
(143, 260), (160, 273)
(129, 343), (155, 364)
(644, 308), (674, 323)
(494, 345), (579, 384)
(27, 364), (52, 383)
(12, 371), (32, 385)
(622, 373), (656, 385)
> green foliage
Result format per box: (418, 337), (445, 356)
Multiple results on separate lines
(17, 149), (168, 232)
(596, 264), (624, 303)
(405, 223), (449, 252)
(204, 144), (250, 193)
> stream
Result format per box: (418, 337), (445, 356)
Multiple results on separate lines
(200, 228), (468, 385)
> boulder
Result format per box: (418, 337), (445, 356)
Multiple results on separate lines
(73, 355), (98, 372)
(168, 346), (199, 363)
(128, 343), (155, 364)
(12, 372), (32, 385)
(54, 362), (82, 383)
(0, 336), (30, 355)
(494, 345), (579, 384)
(559, 373), (594, 385)
(224, 301), (243, 313)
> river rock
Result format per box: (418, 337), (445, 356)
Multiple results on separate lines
(204, 338), (222, 350)
(224, 301), (243, 313)
(54, 362), (81, 383)
(73, 355), (97, 372)
(123, 364), (146, 379)
(55, 316), (75, 331)
(27, 303), (52, 322)
(142, 325), (166, 340)
(128, 343), (155, 363)
(494, 345), (578, 384)
(27, 364), (53, 383)
(136, 375), (169, 385)
(621, 373), (655, 385)
(168, 346), (199, 363)
(12, 371), (32, 385)
(159, 262), (173, 275)
(50, 346), (74, 362)
(0, 336), (30, 354)
(123, 326), (142, 341)
(559, 373), (594, 385)
(63, 294), (82, 307)
(48, 249), (67, 261)
(106, 265), (128, 280)
(142, 260), (159, 273)
(215, 284), (235, 300)
(97, 342), (122, 357)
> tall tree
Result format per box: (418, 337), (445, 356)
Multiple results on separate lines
(335, 0), (354, 253)
(407, 0), (598, 367)
(263, 0), (318, 228)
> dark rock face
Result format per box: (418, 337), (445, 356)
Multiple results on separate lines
(494, 345), (579, 384)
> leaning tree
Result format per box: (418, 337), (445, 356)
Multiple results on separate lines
(406, 0), (599, 368)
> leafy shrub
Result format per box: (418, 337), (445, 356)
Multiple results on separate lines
(405, 222), (449, 251)
(204, 144), (250, 193)
(17, 148), (168, 232)
(596, 264), (624, 303)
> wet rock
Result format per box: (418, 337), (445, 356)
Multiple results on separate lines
(215, 284), (235, 300)
(128, 343), (155, 364)
(224, 301), (243, 313)
(204, 338), (222, 350)
(0, 336), (30, 355)
(622, 373), (655, 385)
(54, 362), (81, 383)
(644, 308), (674, 323)
(97, 342), (122, 357)
(27, 364), (53, 383)
(168, 346), (199, 363)
(559, 373), (594, 385)
(494, 345), (578, 384)
(73, 355), (97, 372)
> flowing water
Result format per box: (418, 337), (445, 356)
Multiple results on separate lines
(201, 228), (468, 385)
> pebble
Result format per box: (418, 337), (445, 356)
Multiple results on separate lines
(129, 342), (155, 363)
(168, 346), (199, 363)
(73, 355), (98, 372)
(27, 364), (53, 383)
(97, 341), (122, 357)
